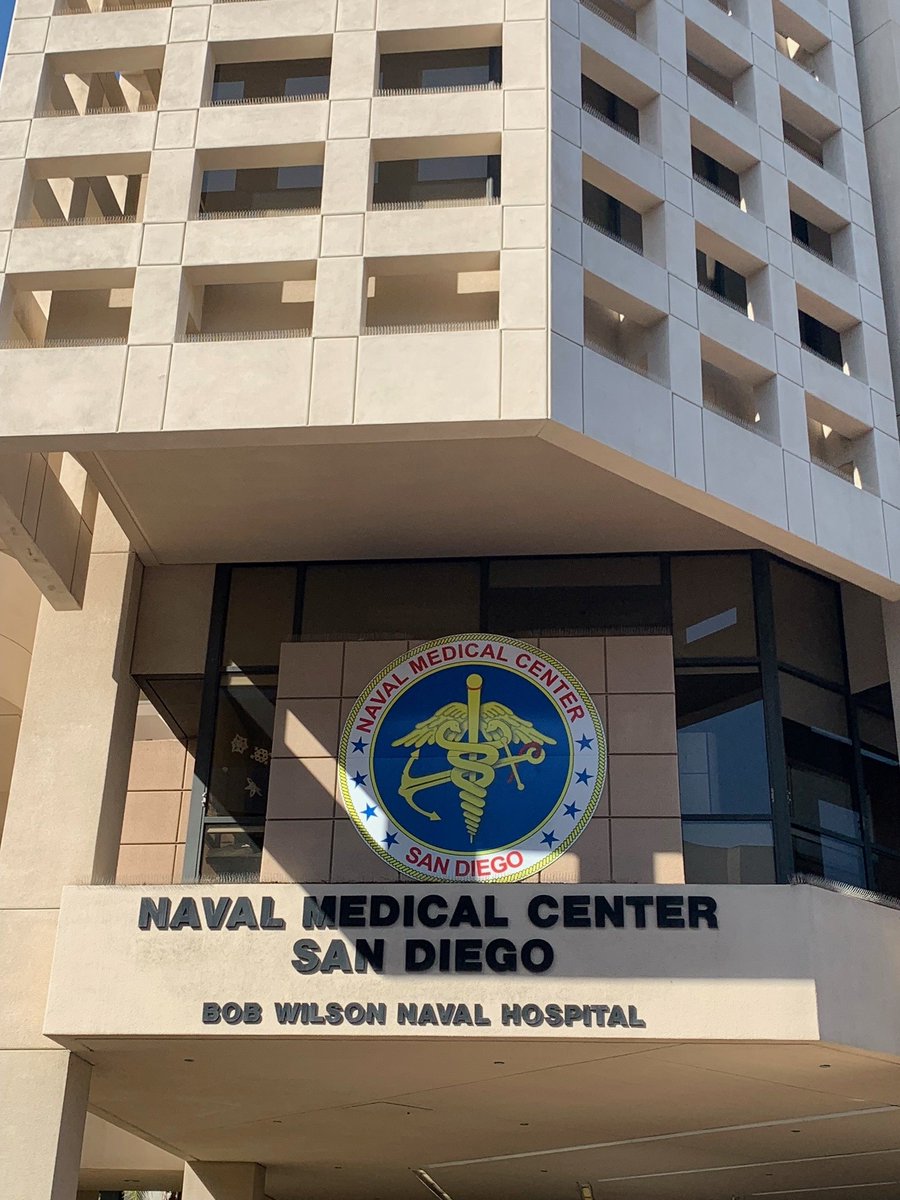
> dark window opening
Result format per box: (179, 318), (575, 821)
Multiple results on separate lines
(691, 147), (741, 204)
(686, 52), (735, 104)
(379, 47), (501, 92)
(199, 164), (323, 215)
(783, 119), (824, 166)
(583, 181), (643, 252)
(696, 249), (748, 313)
(581, 76), (640, 139)
(211, 58), (331, 104)
(373, 156), (500, 206)
(791, 210), (832, 263)
(799, 309), (843, 368)
(486, 557), (667, 638)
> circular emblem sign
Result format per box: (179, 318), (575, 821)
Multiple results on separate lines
(339, 635), (606, 883)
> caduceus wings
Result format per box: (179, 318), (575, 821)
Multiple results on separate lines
(480, 701), (556, 747)
(391, 702), (468, 748)
(391, 700), (556, 749)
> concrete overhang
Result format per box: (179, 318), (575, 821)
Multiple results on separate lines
(44, 882), (900, 1199)
(70, 421), (900, 597)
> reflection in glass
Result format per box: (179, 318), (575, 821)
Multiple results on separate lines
(200, 827), (264, 881)
(864, 747), (900, 854)
(683, 821), (776, 883)
(487, 556), (665, 635)
(772, 561), (844, 682)
(671, 554), (756, 659)
(302, 561), (480, 640)
(873, 853), (900, 899)
(223, 566), (297, 668)
(676, 669), (771, 815)
(208, 678), (276, 821)
(792, 831), (865, 888)
(781, 673), (859, 839)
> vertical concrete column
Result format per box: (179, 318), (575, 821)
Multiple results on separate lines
(0, 501), (142, 1200)
(183, 1162), (266, 1200)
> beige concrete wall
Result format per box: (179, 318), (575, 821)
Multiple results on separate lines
(0, 451), (98, 609)
(261, 635), (683, 886)
(116, 731), (193, 884)
(0, 548), (39, 837)
(0, 499), (141, 1200)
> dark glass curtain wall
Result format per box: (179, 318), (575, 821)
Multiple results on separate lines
(159, 552), (899, 894)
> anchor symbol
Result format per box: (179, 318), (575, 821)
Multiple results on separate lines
(392, 674), (555, 842)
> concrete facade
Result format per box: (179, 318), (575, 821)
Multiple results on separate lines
(4, 0), (900, 1198)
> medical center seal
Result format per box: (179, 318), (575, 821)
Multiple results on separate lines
(339, 635), (607, 882)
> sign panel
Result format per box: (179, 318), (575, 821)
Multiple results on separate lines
(338, 635), (606, 882)
(45, 885), (828, 1043)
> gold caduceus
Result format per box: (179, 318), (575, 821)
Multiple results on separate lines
(391, 674), (556, 842)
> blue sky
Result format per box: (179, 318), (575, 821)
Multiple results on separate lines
(0, 0), (14, 62)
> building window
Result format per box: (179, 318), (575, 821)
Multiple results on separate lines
(486, 556), (666, 637)
(783, 119), (825, 166)
(686, 52), (735, 104)
(682, 822), (777, 885)
(581, 76), (639, 139)
(372, 155), (500, 206)
(696, 250), (748, 313)
(671, 554), (756, 659)
(791, 211), (832, 263)
(583, 181), (643, 252)
(378, 47), (501, 92)
(176, 553), (900, 900)
(771, 560), (844, 684)
(301, 562), (481, 641)
(692, 146), (741, 204)
(677, 669), (771, 818)
(798, 310), (843, 368)
(210, 58), (331, 104)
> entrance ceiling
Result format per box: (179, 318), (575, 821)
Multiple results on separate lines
(82, 1036), (900, 1200)
(85, 430), (760, 565)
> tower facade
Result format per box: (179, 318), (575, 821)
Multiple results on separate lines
(3, 1), (900, 1198)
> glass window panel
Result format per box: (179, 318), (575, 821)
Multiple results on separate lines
(772, 560), (844, 683)
(858, 704), (897, 757)
(223, 567), (296, 667)
(487, 556), (665, 635)
(207, 678), (275, 820)
(212, 80), (244, 102)
(864, 748), (900, 854)
(842, 583), (889, 700)
(781, 673), (859, 838)
(202, 169), (237, 193)
(200, 826), (264, 881)
(301, 561), (480, 640)
(683, 821), (776, 884)
(676, 669), (771, 815)
(285, 74), (330, 97)
(671, 554), (756, 658)
(792, 830), (866, 888)
(417, 156), (489, 181)
(277, 165), (323, 189)
(872, 853), (900, 900)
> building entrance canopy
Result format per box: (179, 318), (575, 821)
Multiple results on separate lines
(47, 882), (900, 1048)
